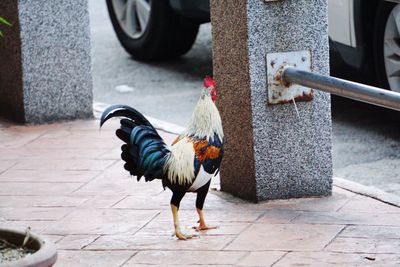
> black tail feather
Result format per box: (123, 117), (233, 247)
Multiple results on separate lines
(100, 104), (170, 182)
(120, 118), (137, 129)
(100, 104), (152, 128)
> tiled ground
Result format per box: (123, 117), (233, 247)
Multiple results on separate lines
(0, 119), (399, 266)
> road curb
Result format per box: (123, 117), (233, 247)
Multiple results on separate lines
(93, 102), (185, 135)
(334, 177), (400, 207)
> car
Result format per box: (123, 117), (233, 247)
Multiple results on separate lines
(329, 0), (400, 92)
(106, 0), (209, 61)
(106, 0), (400, 92)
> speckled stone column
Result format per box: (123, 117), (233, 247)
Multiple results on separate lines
(0, 0), (93, 123)
(211, 0), (332, 201)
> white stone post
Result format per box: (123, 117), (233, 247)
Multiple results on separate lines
(0, 0), (93, 123)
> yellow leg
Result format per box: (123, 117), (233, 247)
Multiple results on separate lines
(171, 204), (196, 240)
(193, 208), (218, 231)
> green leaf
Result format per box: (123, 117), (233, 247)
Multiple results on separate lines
(0, 31), (3, 38)
(0, 17), (12, 27)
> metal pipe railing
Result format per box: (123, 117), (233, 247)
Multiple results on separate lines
(282, 67), (400, 112)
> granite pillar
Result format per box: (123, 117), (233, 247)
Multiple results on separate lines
(211, 0), (332, 201)
(0, 0), (93, 123)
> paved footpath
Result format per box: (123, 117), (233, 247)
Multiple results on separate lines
(0, 119), (399, 266)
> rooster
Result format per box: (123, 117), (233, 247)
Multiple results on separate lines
(100, 77), (224, 240)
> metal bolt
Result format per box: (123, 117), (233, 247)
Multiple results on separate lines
(301, 56), (307, 62)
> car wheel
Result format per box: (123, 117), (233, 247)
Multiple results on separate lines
(106, 0), (200, 60)
(374, 2), (400, 92)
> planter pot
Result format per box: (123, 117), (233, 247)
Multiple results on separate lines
(0, 228), (57, 267)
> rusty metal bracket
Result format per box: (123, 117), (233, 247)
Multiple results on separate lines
(267, 50), (313, 105)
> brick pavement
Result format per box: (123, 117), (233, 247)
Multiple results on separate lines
(0, 119), (399, 266)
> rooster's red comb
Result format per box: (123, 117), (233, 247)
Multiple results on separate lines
(204, 76), (215, 88)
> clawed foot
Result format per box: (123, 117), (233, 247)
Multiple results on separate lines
(175, 231), (198, 240)
(193, 224), (219, 231)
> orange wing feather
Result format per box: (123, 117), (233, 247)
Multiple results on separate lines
(193, 140), (221, 162)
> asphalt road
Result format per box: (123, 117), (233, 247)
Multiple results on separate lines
(89, 0), (400, 196)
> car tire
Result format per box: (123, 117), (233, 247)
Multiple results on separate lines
(106, 0), (200, 61)
(373, 2), (400, 92)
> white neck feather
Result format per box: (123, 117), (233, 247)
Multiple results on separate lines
(185, 95), (224, 140)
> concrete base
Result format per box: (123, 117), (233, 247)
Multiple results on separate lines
(0, 0), (93, 123)
(211, 0), (332, 201)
